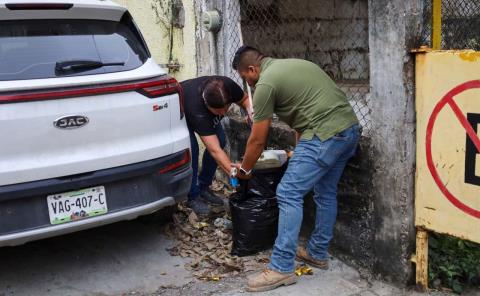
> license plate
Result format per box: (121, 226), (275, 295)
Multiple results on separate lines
(47, 186), (108, 225)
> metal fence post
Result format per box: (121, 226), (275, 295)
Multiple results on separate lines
(432, 0), (442, 49)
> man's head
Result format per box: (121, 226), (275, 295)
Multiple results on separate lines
(232, 45), (264, 87)
(202, 78), (233, 116)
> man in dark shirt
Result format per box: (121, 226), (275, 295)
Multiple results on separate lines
(181, 76), (252, 216)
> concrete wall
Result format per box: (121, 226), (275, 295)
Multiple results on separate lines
(368, 0), (423, 284)
(194, 0), (232, 77)
(113, 0), (197, 81)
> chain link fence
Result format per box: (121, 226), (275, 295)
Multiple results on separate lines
(223, 0), (243, 84)
(421, 0), (480, 50)
(223, 0), (371, 136)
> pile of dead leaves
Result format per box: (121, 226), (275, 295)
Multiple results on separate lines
(163, 197), (270, 281)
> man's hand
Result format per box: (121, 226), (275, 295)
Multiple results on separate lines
(232, 163), (252, 180)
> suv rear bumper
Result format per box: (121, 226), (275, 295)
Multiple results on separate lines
(0, 197), (176, 247)
(0, 150), (192, 247)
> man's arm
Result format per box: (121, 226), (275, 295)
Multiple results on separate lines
(200, 135), (232, 174)
(236, 92), (253, 124)
(238, 118), (271, 176)
(237, 84), (274, 178)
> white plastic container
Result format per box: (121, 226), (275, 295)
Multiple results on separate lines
(254, 150), (288, 169)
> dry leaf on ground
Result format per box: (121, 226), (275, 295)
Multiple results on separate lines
(163, 183), (271, 281)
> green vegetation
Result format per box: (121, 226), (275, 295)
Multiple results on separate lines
(429, 234), (480, 293)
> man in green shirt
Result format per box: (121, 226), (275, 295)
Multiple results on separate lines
(232, 46), (360, 292)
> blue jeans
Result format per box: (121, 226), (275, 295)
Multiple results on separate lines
(268, 124), (360, 273)
(188, 123), (226, 200)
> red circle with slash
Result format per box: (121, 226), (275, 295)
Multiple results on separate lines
(426, 80), (480, 218)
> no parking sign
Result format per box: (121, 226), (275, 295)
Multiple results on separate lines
(416, 50), (480, 243)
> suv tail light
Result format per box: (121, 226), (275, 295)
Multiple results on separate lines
(0, 75), (185, 119)
(137, 75), (184, 119)
(158, 149), (191, 174)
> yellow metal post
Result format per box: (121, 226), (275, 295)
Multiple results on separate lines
(415, 229), (429, 291)
(432, 0), (442, 49)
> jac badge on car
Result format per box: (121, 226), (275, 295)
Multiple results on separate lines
(54, 115), (89, 129)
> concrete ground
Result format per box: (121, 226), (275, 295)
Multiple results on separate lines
(0, 219), (476, 296)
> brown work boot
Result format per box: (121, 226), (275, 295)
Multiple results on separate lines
(296, 247), (329, 270)
(246, 268), (297, 292)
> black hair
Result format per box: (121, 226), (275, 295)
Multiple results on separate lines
(232, 45), (264, 71)
(202, 78), (231, 109)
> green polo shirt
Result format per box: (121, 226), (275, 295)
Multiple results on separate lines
(253, 58), (359, 141)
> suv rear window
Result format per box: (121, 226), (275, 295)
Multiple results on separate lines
(0, 15), (149, 81)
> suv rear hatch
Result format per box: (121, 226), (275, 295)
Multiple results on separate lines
(0, 3), (185, 186)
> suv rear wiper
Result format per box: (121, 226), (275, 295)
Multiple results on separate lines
(55, 60), (125, 72)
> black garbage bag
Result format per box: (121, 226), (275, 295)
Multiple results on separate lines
(230, 164), (287, 257)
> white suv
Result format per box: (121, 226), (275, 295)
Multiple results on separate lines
(0, 0), (191, 246)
